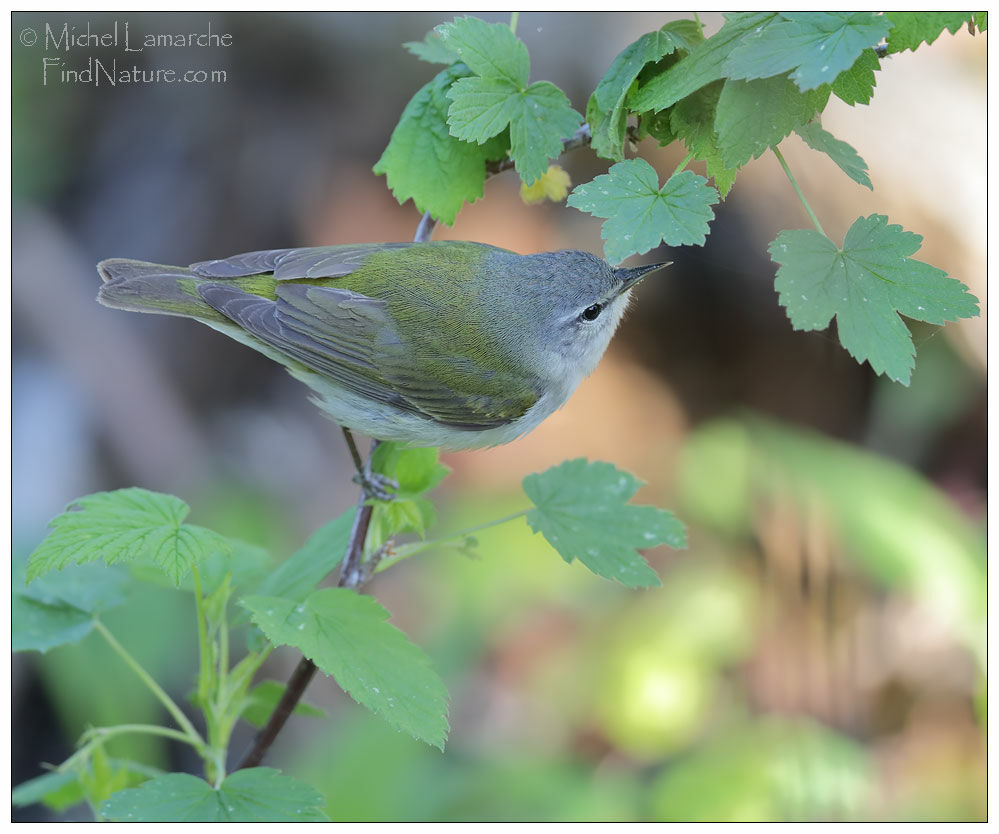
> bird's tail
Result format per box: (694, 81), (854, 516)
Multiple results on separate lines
(97, 258), (227, 322)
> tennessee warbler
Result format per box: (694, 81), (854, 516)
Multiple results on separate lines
(97, 241), (667, 449)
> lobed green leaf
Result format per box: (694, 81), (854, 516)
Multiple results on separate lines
(831, 48), (880, 106)
(404, 30), (460, 65)
(447, 77), (582, 185)
(435, 16), (529, 86)
(884, 12), (974, 53)
(446, 76), (523, 143)
(507, 82), (583, 184)
(523, 458), (687, 588)
(373, 64), (509, 225)
(723, 12), (892, 92)
(770, 215), (979, 384)
(568, 159), (718, 263)
(100, 768), (329, 822)
(26, 488), (232, 587)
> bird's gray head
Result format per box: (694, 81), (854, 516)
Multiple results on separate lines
(504, 249), (670, 383)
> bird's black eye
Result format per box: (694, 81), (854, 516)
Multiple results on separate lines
(581, 303), (603, 322)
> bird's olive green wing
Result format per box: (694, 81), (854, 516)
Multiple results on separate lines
(191, 244), (411, 280)
(198, 283), (540, 430)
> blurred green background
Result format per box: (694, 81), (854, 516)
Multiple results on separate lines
(12, 11), (986, 822)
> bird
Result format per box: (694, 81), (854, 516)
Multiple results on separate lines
(97, 241), (668, 450)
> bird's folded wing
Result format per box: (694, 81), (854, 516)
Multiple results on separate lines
(198, 283), (538, 430)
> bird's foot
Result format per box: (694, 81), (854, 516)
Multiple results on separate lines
(353, 468), (399, 502)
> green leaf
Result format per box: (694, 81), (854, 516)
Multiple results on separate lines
(371, 443), (451, 495)
(794, 121), (872, 189)
(636, 108), (677, 148)
(715, 75), (829, 169)
(447, 78), (581, 185)
(403, 30), (460, 65)
(100, 768), (329, 822)
(973, 12), (987, 32)
(373, 64), (509, 226)
(249, 510), (352, 603)
(831, 48), (880, 106)
(628, 12), (779, 113)
(669, 81), (739, 197)
(17, 559), (129, 613)
(12, 595), (92, 652)
(723, 12), (892, 91)
(522, 458), (687, 588)
(78, 748), (152, 811)
(567, 159), (718, 264)
(367, 444), (450, 550)
(369, 497), (436, 554)
(241, 680), (325, 729)
(885, 12), (973, 53)
(26, 488), (232, 587)
(435, 16), (529, 86)
(446, 76), (522, 142)
(12, 769), (85, 812)
(770, 215), (980, 384)
(243, 588), (449, 748)
(508, 82), (582, 184)
(588, 21), (702, 161)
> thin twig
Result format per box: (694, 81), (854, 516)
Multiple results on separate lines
(485, 123), (593, 177)
(237, 443), (378, 771)
(235, 655), (319, 769)
(414, 211), (438, 244)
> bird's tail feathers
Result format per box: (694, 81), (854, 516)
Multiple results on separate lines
(97, 258), (225, 321)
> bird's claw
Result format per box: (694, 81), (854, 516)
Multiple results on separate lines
(353, 469), (399, 502)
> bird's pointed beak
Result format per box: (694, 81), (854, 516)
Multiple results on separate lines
(613, 261), (672, 294)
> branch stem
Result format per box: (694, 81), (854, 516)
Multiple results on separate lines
(772, 145), (827, 237)
(671, 150), (696, 180)
(236, 462), (377, 771)
(376, 509), (529, 572)
(92, 619), (204, 747)
(60, 724), (202, 773)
